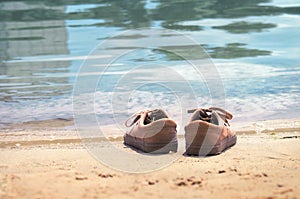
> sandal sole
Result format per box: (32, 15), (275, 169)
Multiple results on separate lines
(185, 134), (237, 156)
(124, 134), (178, 154)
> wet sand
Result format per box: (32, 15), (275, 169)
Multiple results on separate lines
(1, 119), (300, 199)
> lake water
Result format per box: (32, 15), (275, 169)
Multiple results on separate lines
(0, 0), (300, 129)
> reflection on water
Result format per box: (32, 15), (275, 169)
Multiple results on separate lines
(213, 21), (277, 34)
(0, 0), (300, 124)
(154, 43), (271, 60)
(0, 1), (70, 102)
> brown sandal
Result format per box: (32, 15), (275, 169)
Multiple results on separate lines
(185, 107), (236, 156)
(124, 109), (178, 154)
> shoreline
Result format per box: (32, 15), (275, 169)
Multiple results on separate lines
(1, 117), (300, 147)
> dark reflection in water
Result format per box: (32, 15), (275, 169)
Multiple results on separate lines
(1, 0), (297, 60)
(2, 0), (299, 28)
(207, 43), (271, 59)
(1, 0), (298, 59)
(213, 21), (277, 34)
(154, 43), (271, 60)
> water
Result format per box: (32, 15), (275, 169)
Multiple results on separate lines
(0, 0), (300, 128)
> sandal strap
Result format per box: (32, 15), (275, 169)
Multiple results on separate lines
(187, 107), (233, 126)
(125, 109), (152, 127)
(187, 107), (233, 120)
(209, 107), (233, 120)
(125, 113), (141, 127)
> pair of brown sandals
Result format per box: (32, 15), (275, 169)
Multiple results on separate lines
(124, 107), (237, 156)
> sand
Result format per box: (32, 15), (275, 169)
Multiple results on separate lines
(1, 118), (300, 199)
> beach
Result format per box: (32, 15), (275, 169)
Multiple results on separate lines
(1, 1), (300, 198)
(1, 119), (300, 199)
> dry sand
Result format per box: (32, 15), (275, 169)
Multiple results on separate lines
(1, 118), (300, 199)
